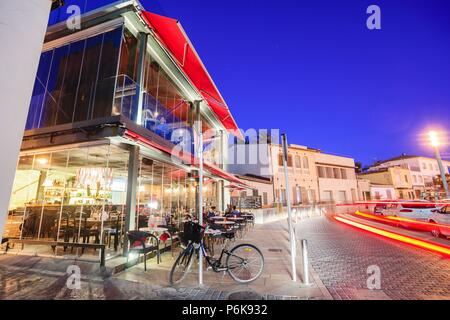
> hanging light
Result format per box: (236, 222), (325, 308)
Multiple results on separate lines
(36, 158), (48, 165)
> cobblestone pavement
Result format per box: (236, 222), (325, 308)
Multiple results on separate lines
(0, 255), (308, 300)
(0, 255), (231, 300)
(295, 216), (450, 300)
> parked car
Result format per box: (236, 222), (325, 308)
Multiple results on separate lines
(374, 203), (388, 215)
(429, 205), (450, 238)
(381, 200), (437, 223)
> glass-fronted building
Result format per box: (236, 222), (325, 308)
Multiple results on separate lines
(2, 0), (243, 261)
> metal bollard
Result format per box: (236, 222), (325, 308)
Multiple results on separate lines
(301, 239), (310, 286)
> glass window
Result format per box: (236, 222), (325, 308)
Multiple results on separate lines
(136, 158), (199, 230)
(307, 189), (316, 203)
(333, 168), (341, 179)
(295, 156), (301, 168)
(386, 189), (393, 199)
(340, 168), (347, 179)
(303, 156), (309, 169)
(26, 51), (53, 130)
(4, 144), (129, 257)
(318, 166), (326, 178)
(141, 52), (192, 146)
(26, 27), (123, 130)
(326, 167), (334, 178)
(322, 190), (333, 202)
(72, 35), (104, 123)
(338, 191), (347, 203)
(287, 155), (293, 167)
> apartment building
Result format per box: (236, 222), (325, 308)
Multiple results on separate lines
(369, 154), (450, 198)
(358, 166), (415, 200)
(315, 152), (358, 204)
(270, 144), (320, 205)
(229, 137), (359, 205)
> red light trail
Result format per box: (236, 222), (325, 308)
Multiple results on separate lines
(353, 210), (450, 234)
(334, 215), (450, 257)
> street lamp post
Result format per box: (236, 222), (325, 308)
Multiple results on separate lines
(428, 131), (450, 199)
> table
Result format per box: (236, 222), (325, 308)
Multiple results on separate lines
(209, 216), (225, 220)
(140, 227), (168, 233)
(213, 221), (235, 225)
(227, 217), (245, 221)
(213, 221), (235, 231)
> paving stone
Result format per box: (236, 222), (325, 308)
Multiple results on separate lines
(295, 216), (450, 300)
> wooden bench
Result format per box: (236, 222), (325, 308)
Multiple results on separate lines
(6, 239), (106, 267)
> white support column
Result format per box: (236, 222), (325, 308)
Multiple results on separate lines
(194, 100), (203, 286)
(0, 0), (52, 243)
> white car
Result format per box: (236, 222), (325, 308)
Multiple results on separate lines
(429, 205), (450, 238)
(381, 201), (437, 223)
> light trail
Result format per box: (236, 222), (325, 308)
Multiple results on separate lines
(334, 215), (450, 257)
(353, 210), (450, 234)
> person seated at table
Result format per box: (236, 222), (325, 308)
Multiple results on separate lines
(206, 206), (217, 221)
(225, 206), (241, 217)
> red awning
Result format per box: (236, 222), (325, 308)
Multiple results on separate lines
(140, 11), (242, 140)
(124, 130), (247, 187)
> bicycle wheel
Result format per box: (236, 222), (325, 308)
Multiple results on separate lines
(169, 244), (195, 285)
(226, 244), (264, 283)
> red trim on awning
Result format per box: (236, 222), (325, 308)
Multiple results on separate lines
(124, 130), (246, 186)
(140, 11), (242, 140)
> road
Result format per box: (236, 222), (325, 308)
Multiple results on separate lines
(295, 215), (450, 300)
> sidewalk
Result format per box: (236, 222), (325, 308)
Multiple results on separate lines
(113, 220), (333, 300)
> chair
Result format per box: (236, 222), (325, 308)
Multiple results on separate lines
(126, 230), (160, 271)
(158, 224), (178, 257)
(106, 212), (123, 251)
(56, 211), (78, 251)
(245, 213), (255, 229)
(73, 212), (100, 254)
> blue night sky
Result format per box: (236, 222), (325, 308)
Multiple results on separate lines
(84, 1), (450, 165)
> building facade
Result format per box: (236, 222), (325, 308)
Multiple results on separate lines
(358, 166), (415, 200)
(2, 1), (245, 259)
(314, 152), (358, 204)
(369, 154), (450, 198)
(229, 138), (359, 206)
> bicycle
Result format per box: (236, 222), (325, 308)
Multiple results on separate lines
(169, 221), (264, 285)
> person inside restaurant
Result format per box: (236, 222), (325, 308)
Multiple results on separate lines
(225, 206), (241, 217)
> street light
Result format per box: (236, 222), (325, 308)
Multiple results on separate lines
(428, 130), (450, 198)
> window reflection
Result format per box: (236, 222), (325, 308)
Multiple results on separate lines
(26, 27), (122, 130)
(6, 144), (129, 258)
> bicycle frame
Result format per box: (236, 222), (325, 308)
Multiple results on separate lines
(195, 238), (246, 273)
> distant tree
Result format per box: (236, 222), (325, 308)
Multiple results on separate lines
(433, 173), (450, 190)
(355, 162), (363, 173)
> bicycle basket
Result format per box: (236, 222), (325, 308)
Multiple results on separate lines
(182, 221), (203, 244)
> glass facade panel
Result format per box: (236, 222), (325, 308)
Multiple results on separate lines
(48, 0), (128, 26)
(140, 52), (193, 150)
(27, 51), (53, 130)
(5, 144), (129, 258)
(114, 29), (141, 120)
(26, 27), (122, 130)
(136, 157), (219, 231)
